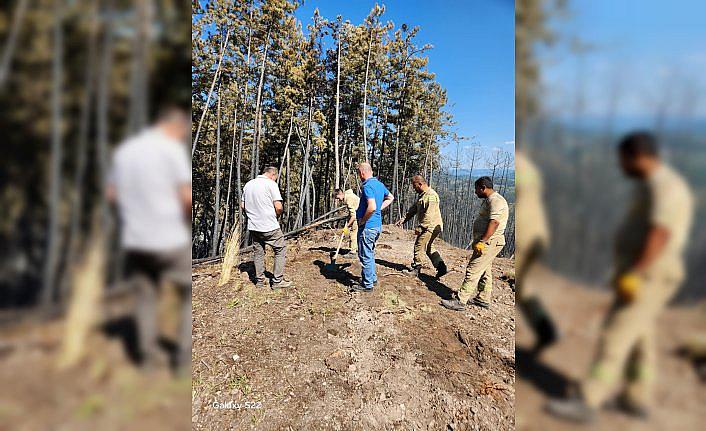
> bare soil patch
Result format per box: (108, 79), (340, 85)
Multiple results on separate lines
(192, 225), (515, 430)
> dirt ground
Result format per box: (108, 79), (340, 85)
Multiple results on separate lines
(192, 225), (516, 430)
(0, 314), (191, 431)
(516, 265), (706, 431)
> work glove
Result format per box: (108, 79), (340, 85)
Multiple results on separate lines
(616, 271), (641, 303)
(473, 241), (486, 254)
(342, 226), (350, 235)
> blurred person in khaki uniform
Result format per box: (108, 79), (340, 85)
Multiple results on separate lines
(395, 175), (448, 278)
(678, 335), (706, 381)
(548, 132), (694, 422)
(441, 176), (509, 311)
(515, 151), (559, 353)
(335, 188), (360, 255)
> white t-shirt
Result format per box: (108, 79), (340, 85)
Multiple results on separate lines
(109, 127), (191, 251)
(242, 175), (283, 232)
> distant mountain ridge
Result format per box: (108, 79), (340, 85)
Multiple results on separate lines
(447, 168), (515, 178)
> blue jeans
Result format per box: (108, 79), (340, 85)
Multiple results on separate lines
(357, 226), (381, 289)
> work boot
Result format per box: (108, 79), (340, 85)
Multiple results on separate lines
(472, 297), (490, 309)
(533, 315), (560, 354)
(271, 279), (293, 290)
(440, 298), (466, 312)
(402, 265), (421, 277)
(350, 282), (373, 293)
(615, 396), (649, 420)
(435, 261), (448, 279)
(545, 397), (597, 423)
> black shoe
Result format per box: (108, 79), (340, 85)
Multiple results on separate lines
(440, 299), (466, 311)
(545, 397), (597, 423)
(402, 266), (421, 277)
(436, 261), (448, 279)
(350, 283), (373, 293)
(473, 298), (490, 309)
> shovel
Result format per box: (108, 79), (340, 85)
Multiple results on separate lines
(325, 231), (346, 271)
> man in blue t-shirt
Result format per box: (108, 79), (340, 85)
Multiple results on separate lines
(352, 162), (394, 291)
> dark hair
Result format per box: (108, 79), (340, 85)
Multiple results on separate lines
(262, 166), (278, 175)
(618, 131), (659, 157)
(412, 175), (427, 184)
(334, 188), (344, 195)
(474, 176), (493, 189)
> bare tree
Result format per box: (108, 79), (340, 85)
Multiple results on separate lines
(192, 27), (230, 157)
(333, 18), (344, 189)
(41, 0), (65, 305)
(0, 0), (29, 89)
(251, 29), (271, 178)
(210, 86), (222, 257)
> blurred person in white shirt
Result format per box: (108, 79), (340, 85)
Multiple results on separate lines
(107, 105), (192, 374)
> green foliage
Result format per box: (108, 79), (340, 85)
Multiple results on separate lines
(192, 1), (455, 257)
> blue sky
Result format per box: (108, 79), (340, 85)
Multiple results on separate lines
(294, 0), (515, 168)
(541, 0), (706, 128)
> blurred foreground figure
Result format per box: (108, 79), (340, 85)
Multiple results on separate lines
(107, 107), (192, 373)
(547, 132), (694, 422)
(678, 335), (706, 381)
(515, 151), (558, 353)
(442, 176), (509, 311)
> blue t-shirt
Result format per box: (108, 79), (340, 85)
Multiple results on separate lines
(356, 177), (391, 228)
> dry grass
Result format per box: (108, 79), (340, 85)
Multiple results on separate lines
(57, 230), (106, 369)
(218, 221), (241, 287)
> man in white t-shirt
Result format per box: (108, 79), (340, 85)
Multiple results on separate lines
(108, 106), (192, 373)
(241, 167), (292, 289)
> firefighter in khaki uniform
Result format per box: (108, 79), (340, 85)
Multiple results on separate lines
(515, 151), (559, 353)
(442, 176), (509, 311)
(548, 132), (694, 423)
(395, 175), (448, 278)
(334, 188), (360, 255)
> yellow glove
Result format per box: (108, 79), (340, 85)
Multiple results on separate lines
(342, 226), (350, 235)
(473, 241), (486, 254)
(617, 271), (641, 303)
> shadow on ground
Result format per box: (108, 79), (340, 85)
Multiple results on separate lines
(102, 315), (182, 370)
(102, 316), (142, 364)
(376, 258), (455, 300)
(313, 259), (356, 287)
(516, 347), (574, 398)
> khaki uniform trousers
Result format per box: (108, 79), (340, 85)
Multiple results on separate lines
(349, 221), (358, 253)
(582, 273), (681, 409)
(412, 225), (444, 269)
(458, 237), (504, 304)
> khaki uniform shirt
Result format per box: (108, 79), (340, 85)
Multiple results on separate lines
(515, 152), (549, 251)
(615, 163), (693, 280)
(343, 189), (360, 220)
(473, 191), (509, 244)
(405, 187), (443, 230)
